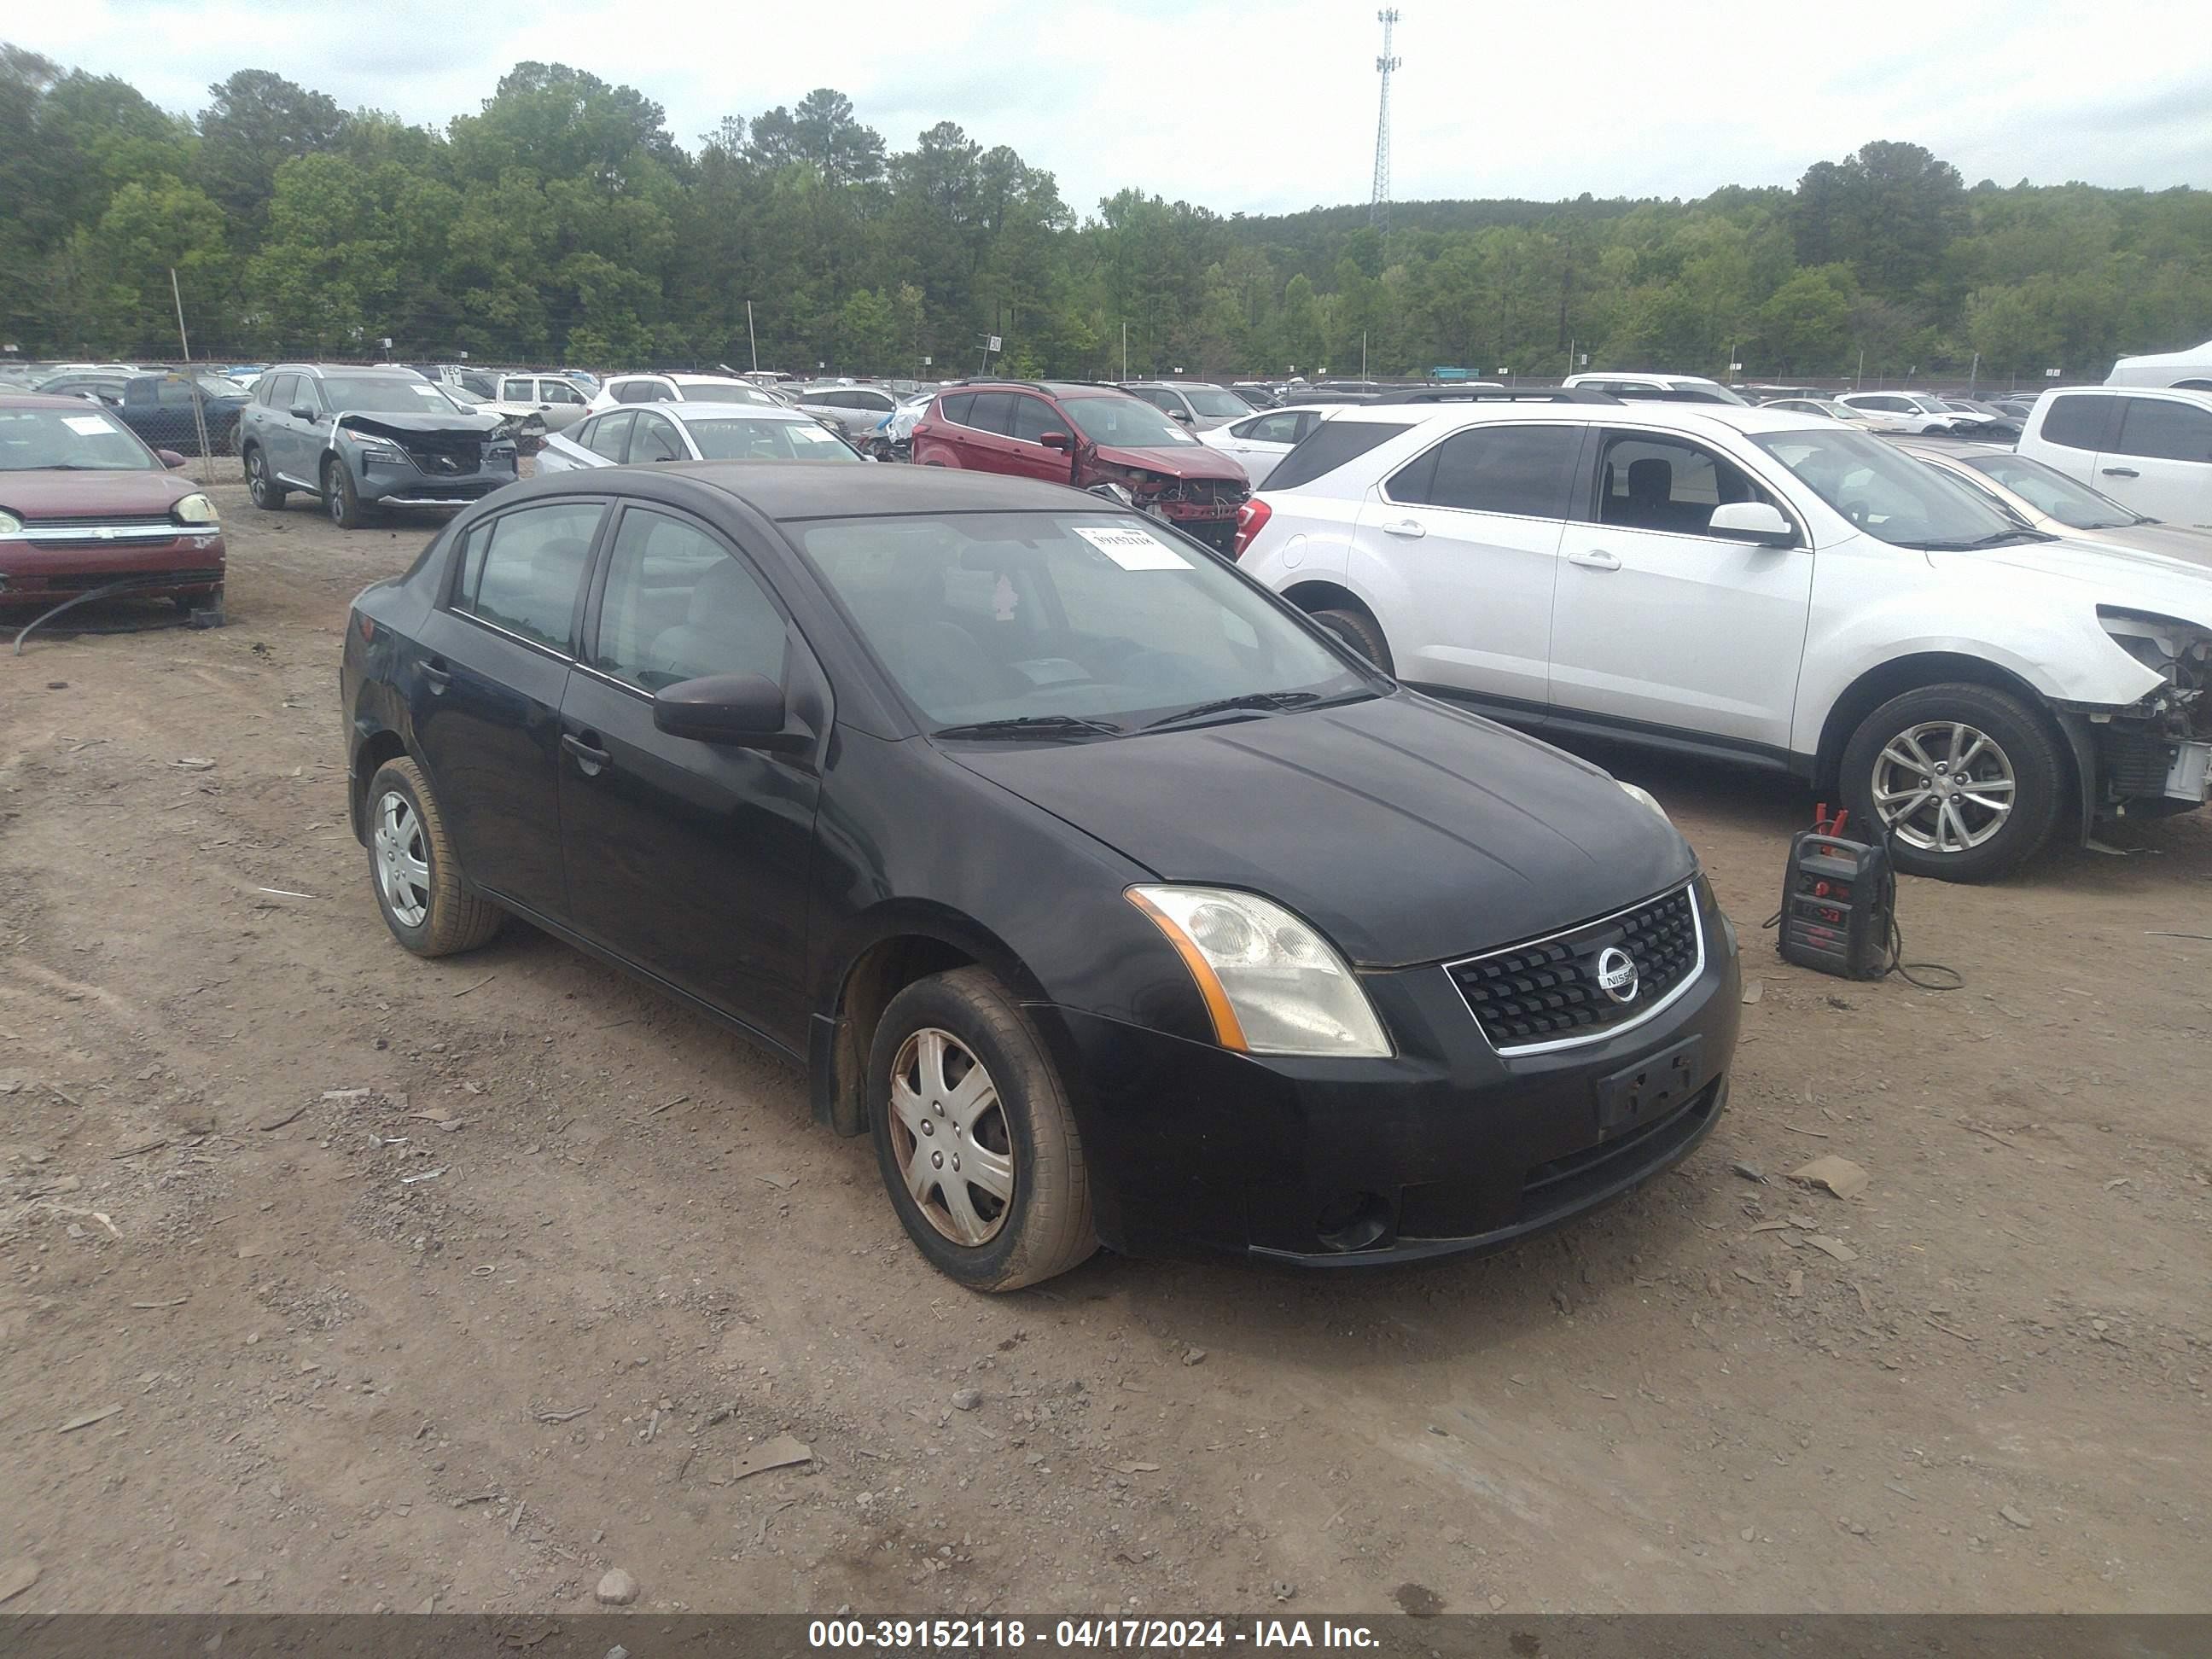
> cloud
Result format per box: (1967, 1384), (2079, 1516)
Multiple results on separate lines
(15, 0), (2209, 219)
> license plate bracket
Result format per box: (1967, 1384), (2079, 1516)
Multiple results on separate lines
(1595, 1034), (1704, 1142)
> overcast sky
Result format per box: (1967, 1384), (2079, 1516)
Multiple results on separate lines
(17, 0), (2211, 215)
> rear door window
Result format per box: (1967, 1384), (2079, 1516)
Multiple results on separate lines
(2112, 398), (2212, 463)
(584, 412), (634, 462)
(452, 500), (606, 651)
(1388, 424), (1581, 520)
(1266, 420), (1415, 491)
(2039, 394), (2110, 451)
(966, 393), (1016, 435)
(613, 380), (661, 405)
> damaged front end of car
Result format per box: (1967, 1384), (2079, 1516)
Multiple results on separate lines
(2084, 608), (2212, 820)
(1085, 463), (1249, 554)
(332, 412), (519, 508)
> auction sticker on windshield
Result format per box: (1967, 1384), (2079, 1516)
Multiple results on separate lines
(1073, 523), (1192, 571)
(64, 415), (114, 435)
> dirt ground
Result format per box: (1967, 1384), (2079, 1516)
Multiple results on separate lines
(2, 465), (2208, 1617)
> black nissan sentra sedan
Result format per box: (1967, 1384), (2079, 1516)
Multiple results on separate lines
(341, 463), (1742, 1289)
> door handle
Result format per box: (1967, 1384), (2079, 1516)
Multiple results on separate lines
(1381, 519), (1427, 538)
(423, 657), (451, 693)
(562, 731), (610, 776)
(1568, 549), (1623, 571)
(2100, 467), (2139, 478)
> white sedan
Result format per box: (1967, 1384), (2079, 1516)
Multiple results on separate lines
(1197, 404), (1344, 487)
(538, 403), (864, 472)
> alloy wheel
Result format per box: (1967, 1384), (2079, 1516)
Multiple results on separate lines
(1871, 720), (2017, 854)
(247, 451), (269, 504)
(887, 1027), (1016, 1246)
(373, 789), (431, 927)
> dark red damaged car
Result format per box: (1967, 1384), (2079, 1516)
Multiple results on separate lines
(910, 381), (1249, 553)
(0, 393), (226, 614)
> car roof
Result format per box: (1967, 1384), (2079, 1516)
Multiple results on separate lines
(1322, 400), (1828, 437)
(0, 393), (114, 410)
(266, 364), (427, 378)
(946, 381), (1126, 400)
(651, 403), (817, 422)
(517, 459), (1086, 521)
(1897, 440), (2016, 460)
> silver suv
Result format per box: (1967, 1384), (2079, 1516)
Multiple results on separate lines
(1121, 381), (1259, 432)
(240, 364), (518, 530)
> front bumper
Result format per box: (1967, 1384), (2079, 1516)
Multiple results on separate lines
(354, 455), (517, 509)
(0, 532), (227, 603)
(1036, 884), (1742, 1265)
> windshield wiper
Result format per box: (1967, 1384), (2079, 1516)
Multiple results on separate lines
(931, 713), (1126, 741)
(1917, 529), (2056, 550)
(1143, 690), (1325, 731)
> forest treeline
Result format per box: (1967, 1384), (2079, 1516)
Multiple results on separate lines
(3, 44), (2207, 380)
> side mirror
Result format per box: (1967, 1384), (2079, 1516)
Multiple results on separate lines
(1708, 501), (1796, 547)
(1170, 410), (1194, 423)
(1039, 430), (1070, 451)
(289, 406), (316, 422)
(652, 672), (810, 753)
(157, 449), (188, 469)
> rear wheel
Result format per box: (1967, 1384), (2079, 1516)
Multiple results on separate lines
(244, 445), (286, 510)
(365, 757), (504, 957)
(868, 968), (1096, 1290)
(1838, 683), (2063, 882)
(1312, 605), (1394, 674)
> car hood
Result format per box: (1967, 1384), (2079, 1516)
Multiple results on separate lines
(0, 468), (198, 520)
(1090, 441), (1249, 483)
(333, 410), (504, 439)
(2064, 522), (2212, 568)
(946, 692), (1696, 967)
(1959, 534), (2212, 626)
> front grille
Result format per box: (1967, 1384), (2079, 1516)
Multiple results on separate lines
(1447, 884), (1702, 1051)
(1159, 478), (1248, 507)
(2, 567), (220, 592)
(401, 439), (483, 475)
(18, 515), (174, 530)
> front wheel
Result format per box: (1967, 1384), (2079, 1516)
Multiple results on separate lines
(1312, 606), (1394, 675)
(1838, 683), (2064, 882)
(868, 968), (1096, 1290)
(325, 457), (370, 530)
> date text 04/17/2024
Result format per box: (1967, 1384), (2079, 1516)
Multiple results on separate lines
(805, 1619), (1382, 1650)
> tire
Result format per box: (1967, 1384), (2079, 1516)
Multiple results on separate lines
(1837, 682), (2064, 882)
(325, 457), (370, 530)
(867, 967), (1096, 1291)
(1312, 605), (1394, 675)
(364, 757), (504, 957)
(244, 445), (286, 510)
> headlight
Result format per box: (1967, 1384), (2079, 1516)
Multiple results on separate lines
(0, 509), (20, 535)
(172, 493), (219, 525)
(1127, 886), (1391, 1058)
(1617, 780), (1670, 823)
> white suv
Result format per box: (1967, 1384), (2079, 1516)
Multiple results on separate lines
(1235, 403), (2212, 879)
(2017, 386), (2212, 531)
(1833, 391), (1966, 434)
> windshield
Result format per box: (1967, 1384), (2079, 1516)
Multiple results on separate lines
(319, 376), (458, 414)
(1673, 381), (1750, 405)
(0, 405), (156, 471)
(1963, 451), (2144, 530)
(1181, 387), (1255, 418)
(684, 416), (859, 461)
(795, 511), (1368, 731)
(1061, 395), (1200, 448)
(676, 379), (772, 405)
(1753, 428), (2038, 548)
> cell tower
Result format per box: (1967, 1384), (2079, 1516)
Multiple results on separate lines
(1370, 9), (1401, 234)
